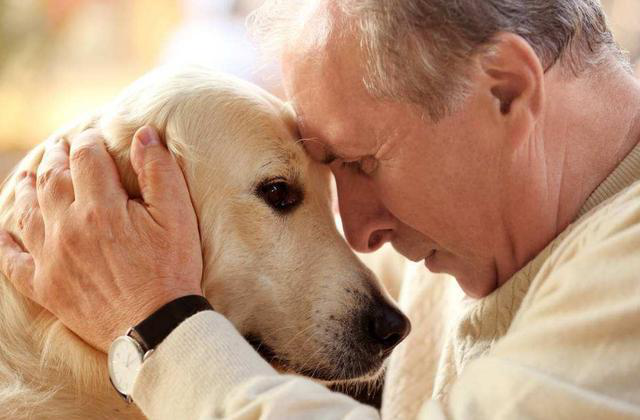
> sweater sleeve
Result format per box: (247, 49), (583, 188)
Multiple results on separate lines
(130, 310), (380, 419)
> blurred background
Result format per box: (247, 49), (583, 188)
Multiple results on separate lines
(0, 0), (638, 176)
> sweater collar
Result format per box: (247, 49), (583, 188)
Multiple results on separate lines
(577, 141), (640, 218)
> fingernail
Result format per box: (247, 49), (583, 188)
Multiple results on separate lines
(137, 126), (160, 146)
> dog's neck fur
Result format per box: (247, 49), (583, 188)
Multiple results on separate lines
(0, 283), (144, 419)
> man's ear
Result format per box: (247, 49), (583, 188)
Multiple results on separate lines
(479, 32), (544, 124)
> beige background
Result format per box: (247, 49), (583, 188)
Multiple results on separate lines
(0, 0), (638, 177)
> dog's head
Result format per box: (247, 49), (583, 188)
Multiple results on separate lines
(54, 66), (411, 382)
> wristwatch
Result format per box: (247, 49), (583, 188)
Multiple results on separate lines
(107, 294), (213, 403)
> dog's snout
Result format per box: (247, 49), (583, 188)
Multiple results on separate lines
(364, 304), (411, 352)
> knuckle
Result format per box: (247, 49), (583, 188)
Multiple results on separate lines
(2, 257), (15, 279)
(82, 203), (122, 232)
(17, 207), (34, 231)
(139, 162), (183, 199)
(1, 254), (30, 289)
(14, 260), (32, 285)
(142, 154), (175, 179)
(83, 204), (107, 223)
(37, 167), (66, 190)
(70, 143), (99, 164)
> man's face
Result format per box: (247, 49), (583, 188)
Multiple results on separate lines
(283, 37), (515, 298)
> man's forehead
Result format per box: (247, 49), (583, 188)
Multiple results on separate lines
(285, 103), (345, 164)
(290, 92), (394, 164)
(284, 48), (392, 162)
(288, 98), (324, 139)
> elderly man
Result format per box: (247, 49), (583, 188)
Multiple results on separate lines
(1, 0), (639, 418)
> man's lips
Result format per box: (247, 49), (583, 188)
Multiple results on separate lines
(393, 243), (437, 262)
(404, 249), (436, 264)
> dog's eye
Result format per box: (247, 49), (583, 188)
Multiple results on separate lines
(257, 181), (302, 214)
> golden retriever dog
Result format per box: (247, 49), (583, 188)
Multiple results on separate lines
(0, 66), (410, 419)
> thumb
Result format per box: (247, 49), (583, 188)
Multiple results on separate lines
(130, 125), (193, 221)
(0, 230), (35, 299)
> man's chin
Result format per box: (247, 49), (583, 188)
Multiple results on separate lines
(424, 253), (498, 298)
(423, 250), (442, 272)
(423, 249), (453, 275)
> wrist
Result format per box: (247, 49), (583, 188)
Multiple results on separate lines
(123, 289), (205, 338)
(131, 311), (278, 417)
(131, 294), (213, 353)
(108, 294), (213, 403)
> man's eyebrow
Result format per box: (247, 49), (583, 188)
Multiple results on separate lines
(300, 138), (339, 165)
(321, 152), (338, 165)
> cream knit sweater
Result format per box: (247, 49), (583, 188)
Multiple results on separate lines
(131, 144), (640, 419)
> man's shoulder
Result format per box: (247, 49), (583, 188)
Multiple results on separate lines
(522, 179), (640, 312)
(583, 178), (640, 236)
(562, 178), (640, 258)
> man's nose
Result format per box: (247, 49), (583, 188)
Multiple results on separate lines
(335, 172), (396, 253)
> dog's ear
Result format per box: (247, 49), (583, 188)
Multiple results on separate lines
(50, 110), (144, 200)
(95, 119), (143, 200)
(96, 117), (184, 201)
(52, 112), (101, 141)
(96, 102), (192, 201)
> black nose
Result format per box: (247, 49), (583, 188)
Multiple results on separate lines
(365, 304), (411, 352)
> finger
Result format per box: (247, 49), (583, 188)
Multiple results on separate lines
(14, 171), (45, 256)
(69, 129), (127, 204)
(129, 125), (194, 223)
(0, 230), (35, 299)
(36, 138), (74, 216)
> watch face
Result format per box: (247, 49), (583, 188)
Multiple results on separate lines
(108, 336), (144, 397)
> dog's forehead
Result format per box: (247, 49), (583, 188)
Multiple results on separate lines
(238, 96), (306, 171)
(248, 130), (307, 181)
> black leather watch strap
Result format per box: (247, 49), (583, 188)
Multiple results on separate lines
(129, 295), (213, 353)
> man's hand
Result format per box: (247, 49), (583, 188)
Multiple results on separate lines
(0, 126), (203, 352)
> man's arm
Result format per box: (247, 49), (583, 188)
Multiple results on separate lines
(131, 310), (381, 419)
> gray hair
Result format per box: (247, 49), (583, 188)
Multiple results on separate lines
(249, 0), (626, 120)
